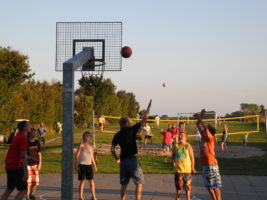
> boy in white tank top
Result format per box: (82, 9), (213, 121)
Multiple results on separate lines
(75, 132), (97, 200)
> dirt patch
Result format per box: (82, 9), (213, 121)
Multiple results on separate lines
(95, 144), (265, 158)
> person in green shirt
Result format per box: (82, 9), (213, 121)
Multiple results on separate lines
(172, 132), (196, 200)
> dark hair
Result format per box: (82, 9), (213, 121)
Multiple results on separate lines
(179, 122), (184, 125)
(31, 128), (36, 132)
(82, 131), (92, 141)
(17, 121), (28, 132)
(207, 124), (216, 135)
(119, 117), (130, 127)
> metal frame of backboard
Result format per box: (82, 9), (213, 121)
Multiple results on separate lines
(56, 22), (122, 71)
(56, 22), (122, 200)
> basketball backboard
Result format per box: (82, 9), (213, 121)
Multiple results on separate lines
(55, 22), (122, 72)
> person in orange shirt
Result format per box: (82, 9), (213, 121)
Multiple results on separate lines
(194, 110), (222, 200)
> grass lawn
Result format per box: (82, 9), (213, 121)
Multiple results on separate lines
(1, 122), (267, 175)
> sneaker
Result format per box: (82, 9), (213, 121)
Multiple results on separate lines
(29, 194), (36, 200)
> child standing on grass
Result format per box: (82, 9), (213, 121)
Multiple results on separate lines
(172, 132), (196, 200)
(220, 124), (228, 152)
(75, 132), (98, 200)
(243, 133), (249, 147)
(160, 128), (172, 153)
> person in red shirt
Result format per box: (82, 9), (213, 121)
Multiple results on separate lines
(160, 128), (173, 153)
(194, 110), (222, 200)
(1, 121), (31, 200)
(170, 123), (178, 141)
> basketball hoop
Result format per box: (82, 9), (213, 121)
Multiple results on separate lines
(81, 60), (105, 86)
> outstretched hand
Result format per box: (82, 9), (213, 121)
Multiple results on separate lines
(200, 109), (206, 118)
(193, 109), (206, 120)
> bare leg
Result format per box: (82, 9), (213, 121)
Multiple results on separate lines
(79, 180), (85, 199)
(89, 179), (97, 199)
(225, 143), (228, 152)
(26, 184), (31, 198)
(175, 189), (181, 200)
(214, 188), (222, 200)
(1, 189), (14, 200)
(135, 184), (142, 200)
(166, 146), (169, 153)
(121, 184), (127, 200)
(31, 185), (38, 196)
(185, 188), (191, 200)
(208, 188), (217, 200)
(14, 190), (26, 200)
(221, 142), (224, 152)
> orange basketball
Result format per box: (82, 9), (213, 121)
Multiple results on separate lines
(121, 46), (132, 58)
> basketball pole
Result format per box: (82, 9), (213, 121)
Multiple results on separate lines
(62, 49), (93, 200)
(93, 110), (96, 148)
(265, 109), (267, 147)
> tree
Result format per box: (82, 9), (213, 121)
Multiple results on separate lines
(126, 92), (140, 118)
(76, 76), (140, 119)
(76, 76), (121, 116)
(0, 47), (34, 87)
(0, 47), (34, 132)
(117, 90), (140, 118)
(75, 94), (94, 126)
(241, 103), (259, 115)
(117, 90), (130, 116)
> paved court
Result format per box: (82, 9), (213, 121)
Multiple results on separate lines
(1, 174), (267, 200)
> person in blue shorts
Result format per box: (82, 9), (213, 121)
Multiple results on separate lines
(111, 112), (148, 200)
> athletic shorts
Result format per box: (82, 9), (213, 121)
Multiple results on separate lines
(174, 173), (192, 191)
(6, 168), (27, 191)
(144, 135), (152, 140)
(221, 136), (227, 143)
(195, 136), (201, 142)
(203, 164), (222, 189)
(78, 164), (93, 180)
(120, 156), (144, 185)
(162, 143), (171, 149)
(27, 165), (39, 186)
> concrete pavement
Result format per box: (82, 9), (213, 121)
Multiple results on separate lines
(1, 174), (267, 200)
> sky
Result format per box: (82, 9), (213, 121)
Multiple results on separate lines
(0, 0), (266, 117)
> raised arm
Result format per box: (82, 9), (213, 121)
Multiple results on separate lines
(194, 109), (208, 139)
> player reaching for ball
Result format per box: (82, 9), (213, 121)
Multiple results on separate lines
(194, 110), (222, 200)
(111, 100), (151, 200)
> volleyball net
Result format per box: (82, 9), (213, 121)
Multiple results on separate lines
(101, 114), (260, 137)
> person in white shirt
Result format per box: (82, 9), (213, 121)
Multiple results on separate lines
(143, 123), (153, 144)
(155, 115), (160, 129)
